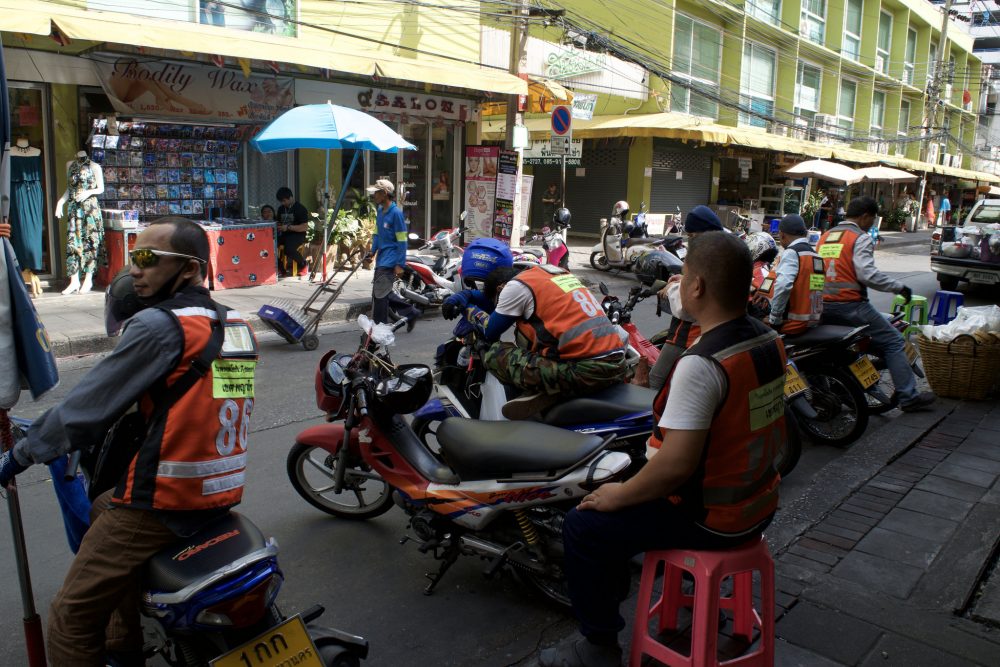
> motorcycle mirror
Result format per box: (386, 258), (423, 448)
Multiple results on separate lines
(599, 282), (609, 296)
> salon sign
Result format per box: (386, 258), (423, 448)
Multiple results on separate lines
(296, 80), (472, 122)
(93, 57), (294, 123)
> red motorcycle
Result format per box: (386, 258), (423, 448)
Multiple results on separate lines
(287, 317), (631, 605)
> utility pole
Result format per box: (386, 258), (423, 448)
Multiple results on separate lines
(917, 0), (953, 227)
(505, 0), (528, 150)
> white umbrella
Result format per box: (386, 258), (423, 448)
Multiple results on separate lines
(783, 159), (860, 185)
(855, 165), (918, 183)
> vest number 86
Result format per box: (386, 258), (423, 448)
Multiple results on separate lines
(217, 398), (253, 456)
(572, 289), (602, 317)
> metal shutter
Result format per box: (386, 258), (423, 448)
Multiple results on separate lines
(650, 142), (712, 218)
(531, 143), (630, 236)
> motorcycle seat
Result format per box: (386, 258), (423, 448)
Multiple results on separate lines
(783, 324), (867, 348)
(407, 255), (436, 265)
(515, 247), (544, 259)
(542, 383), (655, 427)
(436, 419), (606, 481)
(144, 512), (270, 594)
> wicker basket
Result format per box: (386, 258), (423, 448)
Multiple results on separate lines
(916, 333), (1000, 400)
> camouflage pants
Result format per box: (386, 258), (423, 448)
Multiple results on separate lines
(484, 342), (630, 396)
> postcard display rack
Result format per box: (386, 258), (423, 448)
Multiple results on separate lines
(90, 118), (241, 219)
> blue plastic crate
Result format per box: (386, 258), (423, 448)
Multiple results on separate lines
(257, 304), (306, 341)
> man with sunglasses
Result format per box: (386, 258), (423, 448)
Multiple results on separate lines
(0, 217), (259, 666)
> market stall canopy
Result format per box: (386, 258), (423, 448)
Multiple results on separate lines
(855, 166), (919, 183)
(480, 114), (1000, 184)
(252, 103), (415, 153)
(0, 1), (527, 97)
(783, 160), (860, 185)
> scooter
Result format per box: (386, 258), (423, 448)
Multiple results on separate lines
(7, 417), (368, 667)
(524, 216), (571, 269)
(286, 318), (632, 607)
(589, 203), (679, 273)
(406, 212), (466, 281)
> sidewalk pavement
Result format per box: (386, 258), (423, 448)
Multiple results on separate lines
(524, 397), (1000, 666)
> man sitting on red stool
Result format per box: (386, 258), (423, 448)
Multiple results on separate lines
(540, 232), (786, 667)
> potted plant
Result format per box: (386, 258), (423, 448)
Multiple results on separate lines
(801, 191), (826, 228)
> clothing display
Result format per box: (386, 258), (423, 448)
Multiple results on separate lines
(65, 157), (107, 276)
(9, 153), (44, 271)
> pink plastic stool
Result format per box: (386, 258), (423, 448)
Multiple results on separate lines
(629, 536), (775, 667)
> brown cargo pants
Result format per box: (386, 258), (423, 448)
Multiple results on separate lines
(47, 489), (176, 667)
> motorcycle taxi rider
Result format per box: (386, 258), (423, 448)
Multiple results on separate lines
(441, 238), (630, 420)
(0, 218), (258, 667)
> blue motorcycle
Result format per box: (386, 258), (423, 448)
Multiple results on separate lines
(410, 320), (655, 471)
(7, 417), (368, 667)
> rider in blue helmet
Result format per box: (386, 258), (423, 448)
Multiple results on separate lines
(442, 239), (629, 420)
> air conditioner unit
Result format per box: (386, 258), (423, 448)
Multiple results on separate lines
(952, 153), (963, 168)
(928, 143), (940, 164)
(942, 152), (952, 167)
(875, 55), (885, 73)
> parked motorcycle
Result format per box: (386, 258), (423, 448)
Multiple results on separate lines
(782, 324), (876, 447)
(6, 418), (367, 667)
(286, 317), (632, 606)
(524, 214), (571, 269)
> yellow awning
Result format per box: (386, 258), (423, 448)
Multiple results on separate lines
(483, 113), (1000, 184)
(0, 7), (53, 36)
(0, 1), (526, 97)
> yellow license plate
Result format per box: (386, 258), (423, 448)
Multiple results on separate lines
(784, 365), (808, 398)
(849, 357), (881, 389)
(904, 341), (918, 365)
(211, 615), (323, 667)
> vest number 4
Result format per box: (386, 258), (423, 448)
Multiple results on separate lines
(217, 398), (253, 456)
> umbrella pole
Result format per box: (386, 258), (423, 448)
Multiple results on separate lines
(323, 150), (330, 282)
(1, 409), (47, 667)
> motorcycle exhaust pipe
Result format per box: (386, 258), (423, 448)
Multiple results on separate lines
(459, 535), (507, 559)
(399, 287), (432, 306)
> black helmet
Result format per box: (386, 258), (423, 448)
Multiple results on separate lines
(552, 207), (571, 228)
(104, 268), (143, 336)
(373, 364), (433, 414)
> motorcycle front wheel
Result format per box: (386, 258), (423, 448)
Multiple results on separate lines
(798, 368), (869, 448)
(287, 443), (394, 520)
(589, 252), (611, 271)
(777, 408), (803, 477)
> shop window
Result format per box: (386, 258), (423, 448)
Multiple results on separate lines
(739, 42), (776, 128)
(838, 80), (857, 131)
(747, 0), (780, 26)
(801, 0), (826, 45)
(430, 124), (456, 234)
(670, 14), (721, 119)
(401, 122), (429, 234)
(794, 63), (822, 124)
(876, 12), (892, 75)
(85, 0), (298, 36)
(844, 0), (863, 62)
(870, 91), (886, 139)
(904, 28), (917, 85)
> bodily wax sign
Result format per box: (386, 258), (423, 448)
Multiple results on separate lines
(213, 360), (257, 399)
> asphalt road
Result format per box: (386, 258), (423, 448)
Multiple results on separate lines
(1, 242), (996, 666)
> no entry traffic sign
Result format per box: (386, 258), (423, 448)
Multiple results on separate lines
(551, 105), (572, 136)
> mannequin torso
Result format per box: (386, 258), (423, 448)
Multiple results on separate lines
(12, 138), (41, 158)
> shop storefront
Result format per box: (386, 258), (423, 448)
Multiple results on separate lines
(650, 140), (713, 219)
(296, 80), (470, 239)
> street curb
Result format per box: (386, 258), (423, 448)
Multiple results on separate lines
(767, 400), (958, 555)
(49, 297), (371, 359)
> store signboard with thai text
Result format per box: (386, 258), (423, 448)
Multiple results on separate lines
(296, 80), (472, 122)
(522, 139), (582, 166)
(572, 94), (598, 121)
(93, 57), (293, 123)
(492, 150), (518, 243)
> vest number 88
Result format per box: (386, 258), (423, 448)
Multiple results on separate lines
(572, 289), (602, 317)
(217, 398), (253, 456)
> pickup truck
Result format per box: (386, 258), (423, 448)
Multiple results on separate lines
(930, 198), (1000, 290)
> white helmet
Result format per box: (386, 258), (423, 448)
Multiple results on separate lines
(745, 231), (777, 264)
(612, 200), (630, 219)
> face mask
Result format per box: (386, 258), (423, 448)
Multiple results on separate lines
(666, 281), (692, 322)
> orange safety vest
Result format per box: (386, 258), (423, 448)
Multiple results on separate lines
(817, 224), (867, 302)
(114, 291), (258, 511)
(665, 318), (701, 349)
(649, 317), (785, 535)
(513, 265), (624, 360)
(759, 242), (825, 335)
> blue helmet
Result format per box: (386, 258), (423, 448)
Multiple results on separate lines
(461, 238), (513, 287)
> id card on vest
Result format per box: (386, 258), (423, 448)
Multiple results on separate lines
(215, 322), (258, 399)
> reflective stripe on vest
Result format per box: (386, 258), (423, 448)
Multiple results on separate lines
(114, 292), (257, 512)
(760, 244), (824, 335)
(649, 317), (785, 535)
(512, 266), (623, 359)
(817, 226), (867, 302)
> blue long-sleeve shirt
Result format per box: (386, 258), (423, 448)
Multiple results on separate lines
(371, 202), (408, 269)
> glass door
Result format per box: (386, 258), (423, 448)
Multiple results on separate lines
(400, 121), (429, 237)
(430, 124), (456, 234)
(8, 82), (54, 276)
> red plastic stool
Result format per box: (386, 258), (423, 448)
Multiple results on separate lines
(629, 536), (775, 667)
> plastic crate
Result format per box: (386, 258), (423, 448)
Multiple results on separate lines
(257, 303), (306, 342)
